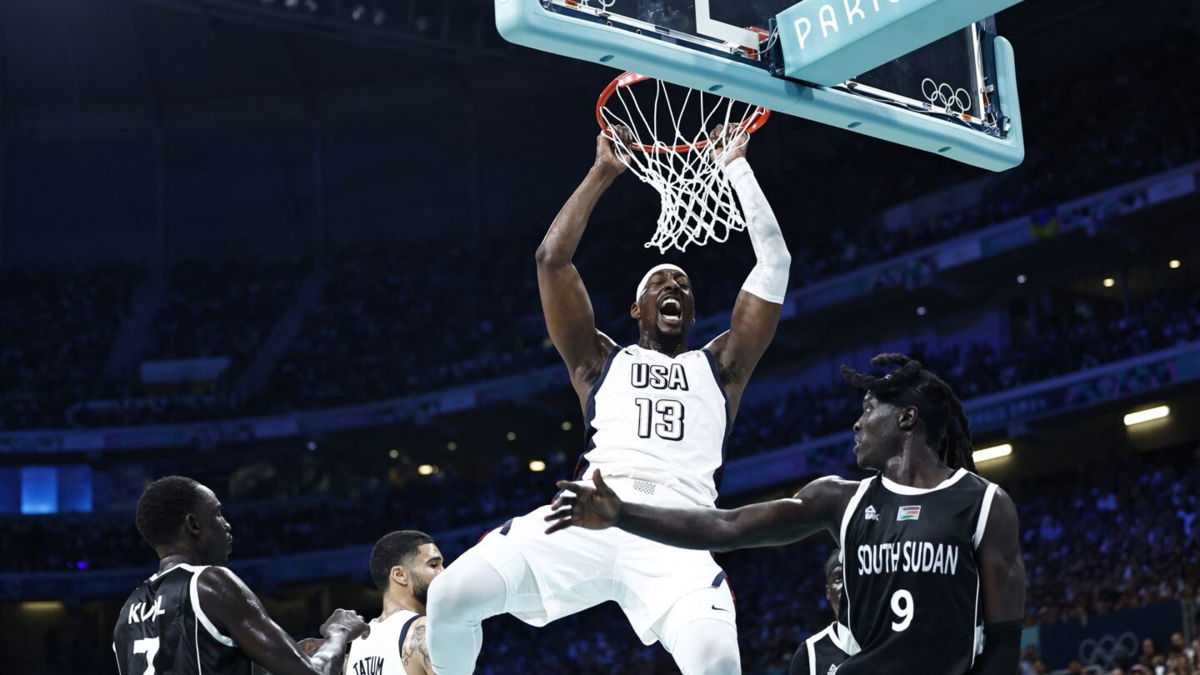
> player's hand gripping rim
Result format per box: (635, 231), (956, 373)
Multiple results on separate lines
(710, 124), (749, 165)
(595, 126), (634, 176)
(544, 469), (623, 534)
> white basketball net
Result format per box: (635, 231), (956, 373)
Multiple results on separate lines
(598, 74), (768, 253)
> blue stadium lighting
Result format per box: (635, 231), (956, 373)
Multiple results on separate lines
(1017, 274), (1027, 284)
(20, 467), (57, 515)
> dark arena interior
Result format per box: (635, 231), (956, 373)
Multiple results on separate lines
(0, 0), (1198, 673)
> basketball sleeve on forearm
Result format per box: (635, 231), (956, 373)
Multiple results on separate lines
(968, 620), (1022, 675)
(724, 157), (790, 304)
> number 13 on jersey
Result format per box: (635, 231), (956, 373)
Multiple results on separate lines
(635, 398), (685, 441)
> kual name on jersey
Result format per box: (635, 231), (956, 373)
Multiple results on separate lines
(127, 595), (166, 624)
(630, 363), (690, 391)
(856, 541), (960, 576)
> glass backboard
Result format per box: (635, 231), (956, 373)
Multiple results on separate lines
(495, 0), (1024, 170)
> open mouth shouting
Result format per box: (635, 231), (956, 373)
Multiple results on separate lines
(659, 296), (684, 327)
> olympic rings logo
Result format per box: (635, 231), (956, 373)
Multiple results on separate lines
(921, 78), (972, 115)
(1078, 632), (1140, 668)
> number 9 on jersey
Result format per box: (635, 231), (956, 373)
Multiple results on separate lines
(889, 589), (914, 632)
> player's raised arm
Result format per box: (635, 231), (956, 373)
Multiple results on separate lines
(197, 566), (367, 675)
(535, 132), (629, 395)
(545, 470), (853, 551)
(704, 126), (791, 416)
(967, 488), (1025, 675)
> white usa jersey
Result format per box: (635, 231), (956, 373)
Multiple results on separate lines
(345, 609), (422, 675)
(576, 345), (730, 507)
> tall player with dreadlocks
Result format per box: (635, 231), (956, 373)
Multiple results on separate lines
(547, 353), (1025, 675)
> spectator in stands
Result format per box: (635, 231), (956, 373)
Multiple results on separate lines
(1021, 646), (1042, 675)
(1142, 639), (1160, 670)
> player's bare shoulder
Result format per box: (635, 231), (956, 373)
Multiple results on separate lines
(400, 616), (432, 675)
(195, 564), (254, 608)
(793, 475), (862, 524)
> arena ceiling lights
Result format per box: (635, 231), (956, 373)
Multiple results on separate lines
(972, 443), (1013, 464)
(1123, 406), (1170, 427)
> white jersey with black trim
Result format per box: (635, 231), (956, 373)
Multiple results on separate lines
(576, 344), (730, 508)
(346, 609), (422, 675)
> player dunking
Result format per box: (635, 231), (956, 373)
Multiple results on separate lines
(344, 531), (445, 675)
(426, 126), (791, 675)
(549, 354), (1026, 675)
(113, 476), (367, 675)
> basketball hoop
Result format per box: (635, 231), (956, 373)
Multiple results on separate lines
(596, 72), (771, 253)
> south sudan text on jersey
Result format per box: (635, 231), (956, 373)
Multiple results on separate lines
(855, 541), (960, 576)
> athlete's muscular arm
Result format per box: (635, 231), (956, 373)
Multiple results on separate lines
(967, 488), (1025, 675)
(197, 566), (367, 675)
(400, 617), (433, 675)
(536, 132), (628, 400)
(703, 127), (790, 416)
(546, 470), (853, 552)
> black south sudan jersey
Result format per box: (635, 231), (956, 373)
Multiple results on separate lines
(836, 468), (998, 675)
(114, 564), (252, 675)
(789, 622), (850, 675)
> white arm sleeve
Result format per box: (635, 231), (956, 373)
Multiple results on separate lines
(724, 157), (791, 304)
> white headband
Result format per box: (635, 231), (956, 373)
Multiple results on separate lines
(636, 264), (687, 302)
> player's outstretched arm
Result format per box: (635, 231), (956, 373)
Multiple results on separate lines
(197, 566), (367, 675)
(967, 488), (1025, 675)
(535, 132), (629, 395)
(545, 470), (852, 552)
(704, 126), (790, 416)
(400, 616), (433, 675)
